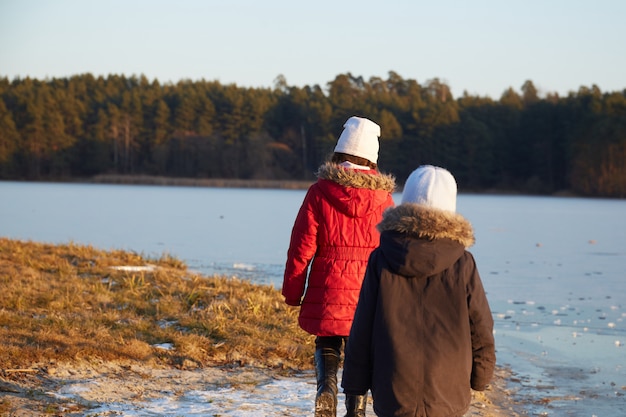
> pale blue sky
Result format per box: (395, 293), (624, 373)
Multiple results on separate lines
(1, 0), (625, 99)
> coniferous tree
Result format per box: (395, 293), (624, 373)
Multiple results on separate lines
(0, 98), (19, 175)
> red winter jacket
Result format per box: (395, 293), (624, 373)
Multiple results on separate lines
(282, 162), (396, 336)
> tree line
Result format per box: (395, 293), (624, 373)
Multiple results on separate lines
(0, 72), (624, 197)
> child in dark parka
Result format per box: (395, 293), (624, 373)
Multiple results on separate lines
(342, 165), (496, 417)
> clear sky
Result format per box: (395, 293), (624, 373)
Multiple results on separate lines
(1, 0), (625, 99)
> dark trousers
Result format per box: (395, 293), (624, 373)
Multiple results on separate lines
(315, 335), (347, 355)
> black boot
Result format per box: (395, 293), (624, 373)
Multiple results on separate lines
(314, 347), (340, 417)
(344, 393), (367, 417)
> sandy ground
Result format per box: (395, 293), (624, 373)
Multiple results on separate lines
(0, 362), (523, 416)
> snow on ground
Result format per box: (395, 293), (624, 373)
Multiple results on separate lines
(44, 363), (509, 416)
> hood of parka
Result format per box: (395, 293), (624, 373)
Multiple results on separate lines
(316, 162), (396, 218)
(377, 203), (475, 278)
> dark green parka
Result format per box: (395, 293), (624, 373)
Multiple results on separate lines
(341, 203), (496, 417)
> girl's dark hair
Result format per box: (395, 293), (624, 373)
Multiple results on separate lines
(331, 152), (378, 170)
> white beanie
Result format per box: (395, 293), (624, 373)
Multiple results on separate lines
(334, 116), (381, 164)
(401, 165), (457, 212)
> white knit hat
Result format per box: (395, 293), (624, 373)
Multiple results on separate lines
(334, 116), (381, 164)
(401, 165), (457, 212)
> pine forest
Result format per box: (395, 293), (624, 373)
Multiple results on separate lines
(0, 72), (624, 197)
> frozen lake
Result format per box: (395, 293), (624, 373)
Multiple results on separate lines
(2, 181), (625, 416)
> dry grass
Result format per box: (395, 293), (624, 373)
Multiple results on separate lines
(0, 238), (314, 372)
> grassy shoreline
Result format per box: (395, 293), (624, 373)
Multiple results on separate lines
(0, 238), (314, 372)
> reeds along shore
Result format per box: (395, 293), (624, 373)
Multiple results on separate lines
(89, 174), (314, 189)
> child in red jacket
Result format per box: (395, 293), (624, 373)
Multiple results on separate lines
(282, 116), (396, 417)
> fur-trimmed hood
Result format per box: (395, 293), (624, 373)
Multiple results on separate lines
(376, 203), (475, 278)
(314, 162), (396, 219)
(316, 162), (396, 193)
(378, 203), (475, 248)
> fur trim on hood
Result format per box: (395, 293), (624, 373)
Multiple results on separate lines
(378, 203), (475, 248)
(316, 162), (396, 192)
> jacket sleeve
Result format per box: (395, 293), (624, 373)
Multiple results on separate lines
(465, 252), (496, 391)
(281, 187), (319, 306)
(341, 251), (380, 395)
